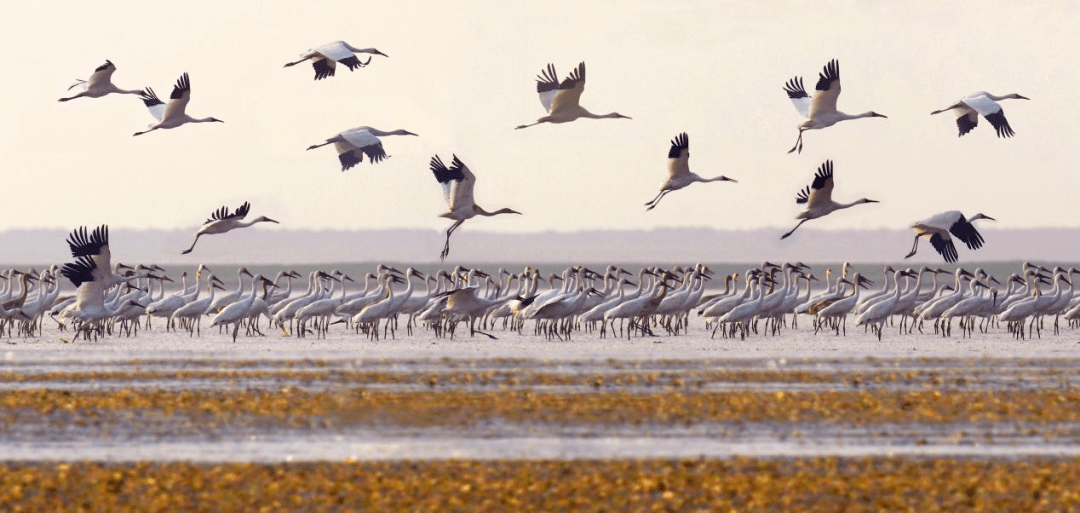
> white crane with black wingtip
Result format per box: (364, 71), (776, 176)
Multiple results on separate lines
(181, 201), (279, 255)
(284, 41), (387, 80)
(429, 154), (522, 261)
(931, 92), (1029, 138)
(134, 73), (223, 136)
(780, 160), (879, 239)
(306, 126), (418, 171)
(904, 211), (995, 263)
(645, 132), (737, 211)
(783, 59), (887, 153)
(58, 226), (145, 336)
(515, 62), (631, 130)
(58, 60), (142, 102)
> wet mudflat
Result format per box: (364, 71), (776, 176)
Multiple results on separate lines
(2, 326), (1079, 508)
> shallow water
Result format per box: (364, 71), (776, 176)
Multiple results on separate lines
(2, 320), (1079, 462)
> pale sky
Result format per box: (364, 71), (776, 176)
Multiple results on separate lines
(4, 1), (1077, 242)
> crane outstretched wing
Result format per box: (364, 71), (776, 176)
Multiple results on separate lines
(312, 59), (336, 80)
(430, 155), (463, 207)
(139, 88), (165, 121)
(162, 72), (191, 121)
(60, 256), (98, 288)
(805, 160), (835, 209)
(430, 154), (475, 212)
(535, 63), (560, 113)
(549, 62), (586, 115)
(234, 201), (251, 219)
(66, 225), (111, 282)
(204, 202), (250, 224)
(795, 186), (810, 205)
(949, 215), (985, 250)
(447, 155), (476, 212)
(667, 132), (690, 178)
(955, 109), (978, 137)
(86, 60), (116, 89)
(808, 59), (841, 119)
(67, 225), (109, 258)
(205, 205), (231, 224)
(929, 233), (959, 263)
(783, 76), (810, 118)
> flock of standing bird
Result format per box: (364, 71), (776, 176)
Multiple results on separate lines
(48, 45), (1042, 341)
(1, 259), (1077, 343)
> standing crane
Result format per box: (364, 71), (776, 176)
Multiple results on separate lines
(783, 59), (887, 153)
(645, 132), (737, 211)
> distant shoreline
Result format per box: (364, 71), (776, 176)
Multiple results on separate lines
(0, 227), (1074, 265)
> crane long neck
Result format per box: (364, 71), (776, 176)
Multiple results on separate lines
(841, 111), (880, 121)
(581, 110), (624, 120)
(343, 44), (376, 53)
(834, 200), (866, 211)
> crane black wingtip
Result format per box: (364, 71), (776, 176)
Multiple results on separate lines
(783, 77), (807, 98)
(815, 59), (840, 91)
(667, 132), (689, 158)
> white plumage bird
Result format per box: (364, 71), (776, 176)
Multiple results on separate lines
(284, 41), (387, 80)
(209, 274), (274, 342)
(307, 126), (418, 171)
(783, 59), (887, 153)
(515, 62), (631, 130)
(181, 201), (279, 255)
(904, 211), (995, 263)
(58, 226), (144, 333)
(931, 92), (1029, 138)
(58, 60), (141, 102)
(429, 154), (522, 261)
(781, 160), (878, 239)
(134, 73), (223, 136)
(645, 132), (736, 211)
